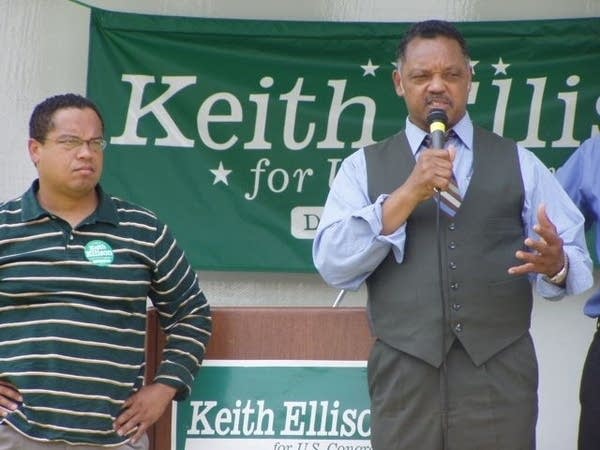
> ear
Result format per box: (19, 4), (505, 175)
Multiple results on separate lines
(28, 138), (41, 167)
(467, 69), (472, 93)
(392, 70), (404, 96)
(466, 61), (473, 92)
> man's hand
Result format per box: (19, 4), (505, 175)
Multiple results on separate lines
(508, 204), (566, 278)
(381, 146), (457, 235)
(406, 147), (457, 202)
(0, 381), (22, 417)
(113, 383), (177, 444)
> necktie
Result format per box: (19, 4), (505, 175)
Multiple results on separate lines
(421, 131), (462, 218)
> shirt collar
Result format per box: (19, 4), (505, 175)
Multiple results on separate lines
(405, 112), (474, 156)
(21, 180), (119, 226)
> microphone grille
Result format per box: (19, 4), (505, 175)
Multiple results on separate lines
(427, 108), (448, 126)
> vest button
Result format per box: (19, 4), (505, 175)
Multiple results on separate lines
(452, 303), (462, 311)
(450, 282), (459, 290)
(448, 223), (456, 231)
(448, 241), (456, 249)
(449, 261), (457, 270)
(454, 322), (463, 333)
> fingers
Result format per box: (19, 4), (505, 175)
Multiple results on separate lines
(508, 246), (548, 276)
(0, 383), (23, 417)
(508, 204), (564, 277)
(509, 248), (564, 278)
(447, 146), (457, 163)
(534, 204), (562, 246)
(115, 413), (147, 445)
(114, 407), (144, 443)
(531, 205), (564, 270)
(509, 238), (564, 275)
(113, 384), (175, 444)
(129, 425), (147, 446)
(412, 149), (455, 197)
(507, 261), (536, 276)
(537, 203), (552, 227)
(0, 382), (21, 401)
(114, 400), (141, 440)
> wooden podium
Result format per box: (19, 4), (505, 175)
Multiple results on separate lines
(145, 306), (373, 450)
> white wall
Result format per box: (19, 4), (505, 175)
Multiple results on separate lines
(1, 1), (599, 449)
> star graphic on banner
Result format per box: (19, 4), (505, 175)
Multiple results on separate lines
(492, 57), (510, 75)
(210, 161), (232, 186)
(361, 59), (380, 76)
(469, 60), (479, 75)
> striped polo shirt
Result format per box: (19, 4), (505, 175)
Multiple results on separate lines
(0, 180), (212, 446)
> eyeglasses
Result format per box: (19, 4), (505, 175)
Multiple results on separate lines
(43, 136), (107, 152)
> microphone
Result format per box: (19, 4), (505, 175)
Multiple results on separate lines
(428, 106), (452, 450)
(332, 289), (346, 308)
(427, 109), (448, 149)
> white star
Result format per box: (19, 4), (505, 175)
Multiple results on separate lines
(361, 59), (380, 76)
(492, 57), (510, 75)
(469, 60), (479, 75)
(210, 161), (232, 186)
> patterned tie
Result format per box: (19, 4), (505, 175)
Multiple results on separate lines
(421, 131), (462, 218)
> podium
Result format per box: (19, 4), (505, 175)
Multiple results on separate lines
(145, 306), (374, 450)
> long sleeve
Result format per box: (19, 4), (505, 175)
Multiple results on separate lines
(149, 223), (212, 400)
(556, 136), (600, 259)
(556, 136), (600, 315)
(313, 119), (593, 297)
(312, 149), (408, 290)
(518, 147), (593, 298)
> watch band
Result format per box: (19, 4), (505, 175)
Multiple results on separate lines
(547, 252), (569, 286)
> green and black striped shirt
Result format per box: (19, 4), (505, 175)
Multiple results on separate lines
(0, 181), (211, 446)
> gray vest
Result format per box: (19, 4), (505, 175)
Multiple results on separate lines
(365, 126), (532, 367)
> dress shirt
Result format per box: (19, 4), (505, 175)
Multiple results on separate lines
(556, 135), (600, 316)
(313, 113), (593, 298)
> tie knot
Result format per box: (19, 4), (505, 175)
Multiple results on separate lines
(421, 134), (432, 149)
(421, 129), (458, 150)
(447, 129), (461, 146)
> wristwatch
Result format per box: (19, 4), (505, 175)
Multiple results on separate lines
(546, 252), (569, 286)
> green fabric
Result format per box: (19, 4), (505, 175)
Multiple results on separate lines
(0, 181), (211, 446)
(86, 9), (600, 271)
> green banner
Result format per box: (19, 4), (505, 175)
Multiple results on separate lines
(174, 361), (370, 449)
(87, 10), (600, 271)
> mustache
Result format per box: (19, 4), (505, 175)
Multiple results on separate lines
(426, 96), (451, 106)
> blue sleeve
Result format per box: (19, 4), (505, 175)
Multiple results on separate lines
(519, 146), (594, 299)
(556, 136), (600, 228)
(312, 149), (407, 290)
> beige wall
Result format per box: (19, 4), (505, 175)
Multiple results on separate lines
(1, 1), (599, 449)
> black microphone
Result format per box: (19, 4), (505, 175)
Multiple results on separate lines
(428, 107), (451, 450)
(427, 109), (448, 149)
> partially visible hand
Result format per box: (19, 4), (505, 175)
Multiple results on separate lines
(0, 381), (22, 417)
(113, 383), (177, 444)
(406, 147), (457, 202)
(381, 146), (457, 235)
(508, 204), (565, 278)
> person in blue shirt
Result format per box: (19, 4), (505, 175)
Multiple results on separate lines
(556, 134), (600, 450)
(313, 20), (593, 450)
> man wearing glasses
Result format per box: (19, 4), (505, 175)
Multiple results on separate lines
(0, 94), (212, 449)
